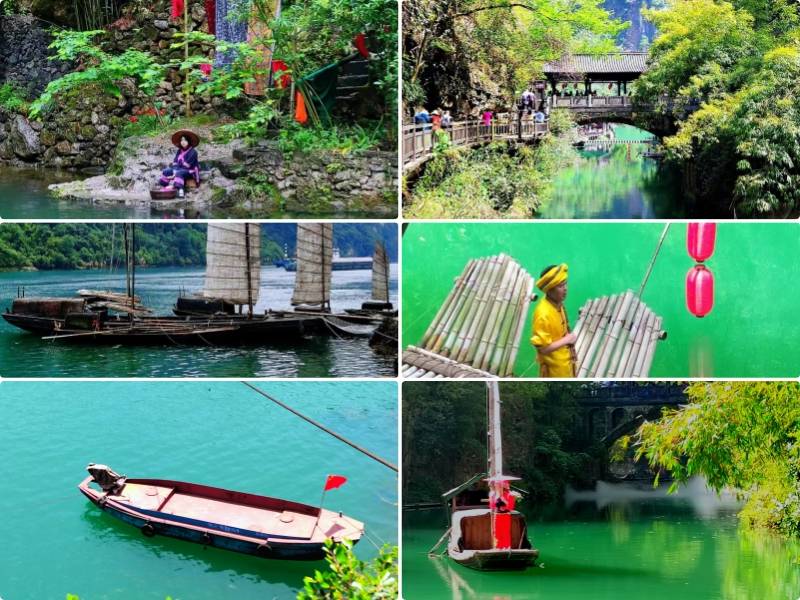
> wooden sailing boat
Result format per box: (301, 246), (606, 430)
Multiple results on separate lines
(345, 241), (397, 318)
(3, 224), (314, 344)
(175, 223), (262, 317)
(441, 382), (539, 570)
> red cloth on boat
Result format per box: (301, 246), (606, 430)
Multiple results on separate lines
(324, 474), (347, 491)
(171, 0), (184, 20)
(495, 513), (512, 549)
(354, 33), (369, 58)
(205, 0), (216, 34)
(272, 60), (291, 89)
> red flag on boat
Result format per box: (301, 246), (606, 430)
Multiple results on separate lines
(171, 0), (184, 20)
(324, 474), (347, 491)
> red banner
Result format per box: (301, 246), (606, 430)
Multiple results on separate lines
(324, 474), (347, 491)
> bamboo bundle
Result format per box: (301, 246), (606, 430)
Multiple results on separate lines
(573, 290), (666, 378)
(402, 255), (535, 378)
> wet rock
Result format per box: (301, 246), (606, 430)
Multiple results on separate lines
(8, 114), (41, 160)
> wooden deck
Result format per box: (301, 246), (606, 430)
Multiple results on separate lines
(403, 120), (549, 172)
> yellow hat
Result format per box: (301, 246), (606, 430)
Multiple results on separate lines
(536, 263), (568, 293)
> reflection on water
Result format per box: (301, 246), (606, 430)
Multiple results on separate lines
(403, 479), (800, 600)
(0, 265), (398, 377)
(544, 124), (684, 219)
(0, 167), (158, 219)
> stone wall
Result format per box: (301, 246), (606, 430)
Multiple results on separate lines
(105, 0), (218, 116)
(230, 144), (398, 216)
(0, 15), (73, 97)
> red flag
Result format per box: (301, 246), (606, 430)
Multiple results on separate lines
(171, 0), (184, 20)
(354, 33), (369, 59)
(324, 474), (347, 491)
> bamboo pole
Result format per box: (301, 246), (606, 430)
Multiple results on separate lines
(578, 294), (620, 377)
(606, 294), (640, 375)
(473, 260), (517, 370)
(488, 269), (526, 374)
(620, 307), (651, 377)
(639, 316), (663, 377)
(184, 0), (191, 117)
(591, 291), (634, 377)
(461, 255), (510, 364)
(431, 259), (486, 353)
(573, 298), (598, 357)
(502, 278), (535, 377)
(420, 260), (476, 347)
(451, 255), (503, 360)
(495, 274), (528, 376)
(577, 294), (614, 371)
(630, 310), (657, 377)
(613, 299), (646, 378)
(575, 296), (607, 363)
(440, 257), (490, 355)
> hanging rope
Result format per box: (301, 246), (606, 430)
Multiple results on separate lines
(637, 223), (671, 298)
(242, 382), (398, 472)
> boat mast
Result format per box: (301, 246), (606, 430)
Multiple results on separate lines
(131, 223), (136, 316)
(486, 381), (503, 480)
(245, 223), (254, 319)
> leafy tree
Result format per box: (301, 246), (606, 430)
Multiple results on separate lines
(298, 540), (398, 600)
(635, 382), (800, 536)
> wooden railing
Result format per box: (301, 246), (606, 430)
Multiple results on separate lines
(403, 119), (549, 169)
(551, 95), (633, 109)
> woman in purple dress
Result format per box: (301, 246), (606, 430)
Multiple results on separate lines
(159, 130), (201, 198)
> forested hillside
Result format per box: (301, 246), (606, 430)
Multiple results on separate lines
(0, 224), (398, 271)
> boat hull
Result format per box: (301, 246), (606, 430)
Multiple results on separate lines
(79, 476), (363, 561)
(451, 548), (539, 571)
(3, 313), (316, 345)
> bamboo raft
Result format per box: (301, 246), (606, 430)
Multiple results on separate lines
(403, 255), (535, 379)
(573, 291), (666, 378)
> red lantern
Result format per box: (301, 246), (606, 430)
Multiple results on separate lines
(687, 222), (716, 262)
(686, 265), (714, 318)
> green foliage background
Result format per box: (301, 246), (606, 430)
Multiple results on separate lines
(0, 224), (397, 271)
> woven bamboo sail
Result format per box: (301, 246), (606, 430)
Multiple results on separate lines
(372, 242), (390, 303)
(403, 254), (535, 379)
(203, 224), (262, 306)
(573, 291), (667, 378)
(292, 223), (333, 310)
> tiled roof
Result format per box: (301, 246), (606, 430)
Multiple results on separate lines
(543, 53), (649, 75)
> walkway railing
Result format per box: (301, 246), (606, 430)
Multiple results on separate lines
(403, 119), (549, 169)
(551, 95), (633, 109)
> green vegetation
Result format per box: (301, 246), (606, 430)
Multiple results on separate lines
(407, 110), (575, 218)
(0, 224), (206, 270)
(0, 82), (31, 115)
(403, 382), (603, 507)
(634, 382), (800, 536)
(298, 540), (398, 600)
(635, 0), (800, 216)
(0, 224), (397, 271)
(404, 0), (624, 111)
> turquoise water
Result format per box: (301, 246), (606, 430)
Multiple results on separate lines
(402, 222), (800, 377)
(0, 381), (398, 600)
(0, 265), (398, 377)
(546, 125), (684, 219)
(0, 168), (155, 219)
(403, 483), (800, 600)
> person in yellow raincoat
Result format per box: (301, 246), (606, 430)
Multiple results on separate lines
(530, 263), (576, 377)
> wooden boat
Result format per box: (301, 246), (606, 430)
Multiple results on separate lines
(344, 241), (397, 319)
(438, 383), (539, 570)
(79, 464), (363, 560)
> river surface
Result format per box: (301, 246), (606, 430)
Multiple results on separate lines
(545, 124), (684, 219)
(402, 222), (800, 377)
(0, 380), (398, 600)
(0, 264), (397, 377)
(403, 480), (800, 600)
